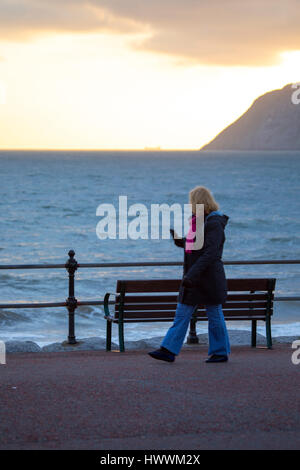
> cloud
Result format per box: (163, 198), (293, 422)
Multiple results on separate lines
(0, 0), (140, 39)
(0, 0), (299, 66)
(98, 0), (300, 66)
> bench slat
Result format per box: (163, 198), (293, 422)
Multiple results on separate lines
(114, 308), (272, 320)
(119, 295), (179, 303)
(117, 293), (269, 303)
(226, 278), (275, 291)
(116, 301), (271, 311)
(113, 315), (268, 323)
(215, 309), (272, 316)
(117, 278), (275, 293)
(116, 303), (178, 311)
(117, 279), (181, 293)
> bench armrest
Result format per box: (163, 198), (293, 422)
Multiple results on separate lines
(103, 292), (120, 321)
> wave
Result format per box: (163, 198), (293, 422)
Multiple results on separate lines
(41, 204), (57, 209)
(268, 236), (298, 243)
(0, 273), (14, 281)
(0, 309), (31, 325)
(229, 218), (271, 228)
(76, 305), (98, 318)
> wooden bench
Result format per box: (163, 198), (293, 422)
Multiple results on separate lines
(103, 278), (276, 352)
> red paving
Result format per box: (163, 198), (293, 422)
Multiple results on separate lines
(0, 344), (300, 450)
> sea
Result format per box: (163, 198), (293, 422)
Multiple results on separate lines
(0, 150), (299, 346)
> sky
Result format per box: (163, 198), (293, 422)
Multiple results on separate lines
(0, 0), (299, 150)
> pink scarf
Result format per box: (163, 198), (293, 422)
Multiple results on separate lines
(185, 214), (197, 253)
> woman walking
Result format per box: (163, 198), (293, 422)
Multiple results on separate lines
(148, 186), (231, 363)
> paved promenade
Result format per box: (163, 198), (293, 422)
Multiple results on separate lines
(0, 344), (299, 450)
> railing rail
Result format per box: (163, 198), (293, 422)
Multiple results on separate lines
(0, 250), (299, 344)
(1, 259), (300, 269)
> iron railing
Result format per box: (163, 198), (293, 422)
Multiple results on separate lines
(0, 250), (299, 344)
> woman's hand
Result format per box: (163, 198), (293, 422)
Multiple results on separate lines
(170, 228), (185, 248)
(170, 228), (179, 239)
(182, 277), (193, 288)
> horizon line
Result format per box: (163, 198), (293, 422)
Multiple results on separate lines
(0, 147), (201, 152)
(0, 148), (300, 153)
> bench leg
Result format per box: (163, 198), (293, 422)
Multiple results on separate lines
(118, 319), (125, 353)
(251, 320), (257, 347)
(266, 315), (273, 349)
(106, 320), (112, 351)
(187, 316), (199, 344)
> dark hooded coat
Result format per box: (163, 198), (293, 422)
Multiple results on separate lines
(174, 212), (229, 306)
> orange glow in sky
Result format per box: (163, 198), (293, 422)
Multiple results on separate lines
(0, 2), (299, 149)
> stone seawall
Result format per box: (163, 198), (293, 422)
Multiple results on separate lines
(3, 330), (299, 353)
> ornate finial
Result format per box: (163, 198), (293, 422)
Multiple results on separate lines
(66, 249), (78, 272)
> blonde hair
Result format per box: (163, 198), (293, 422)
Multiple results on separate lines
(189, 186), (219, 215)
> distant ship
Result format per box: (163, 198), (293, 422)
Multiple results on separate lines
(144, 146), (162, 150)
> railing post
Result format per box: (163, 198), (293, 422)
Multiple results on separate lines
(187, 311), (199, 344)
(65, 249), (78, 344)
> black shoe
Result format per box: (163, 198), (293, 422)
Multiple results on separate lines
(205, 354), (228, 363)
(148, 348), (175, 363)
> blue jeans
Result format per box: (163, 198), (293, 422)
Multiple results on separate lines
(161, 302), (231, 356)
